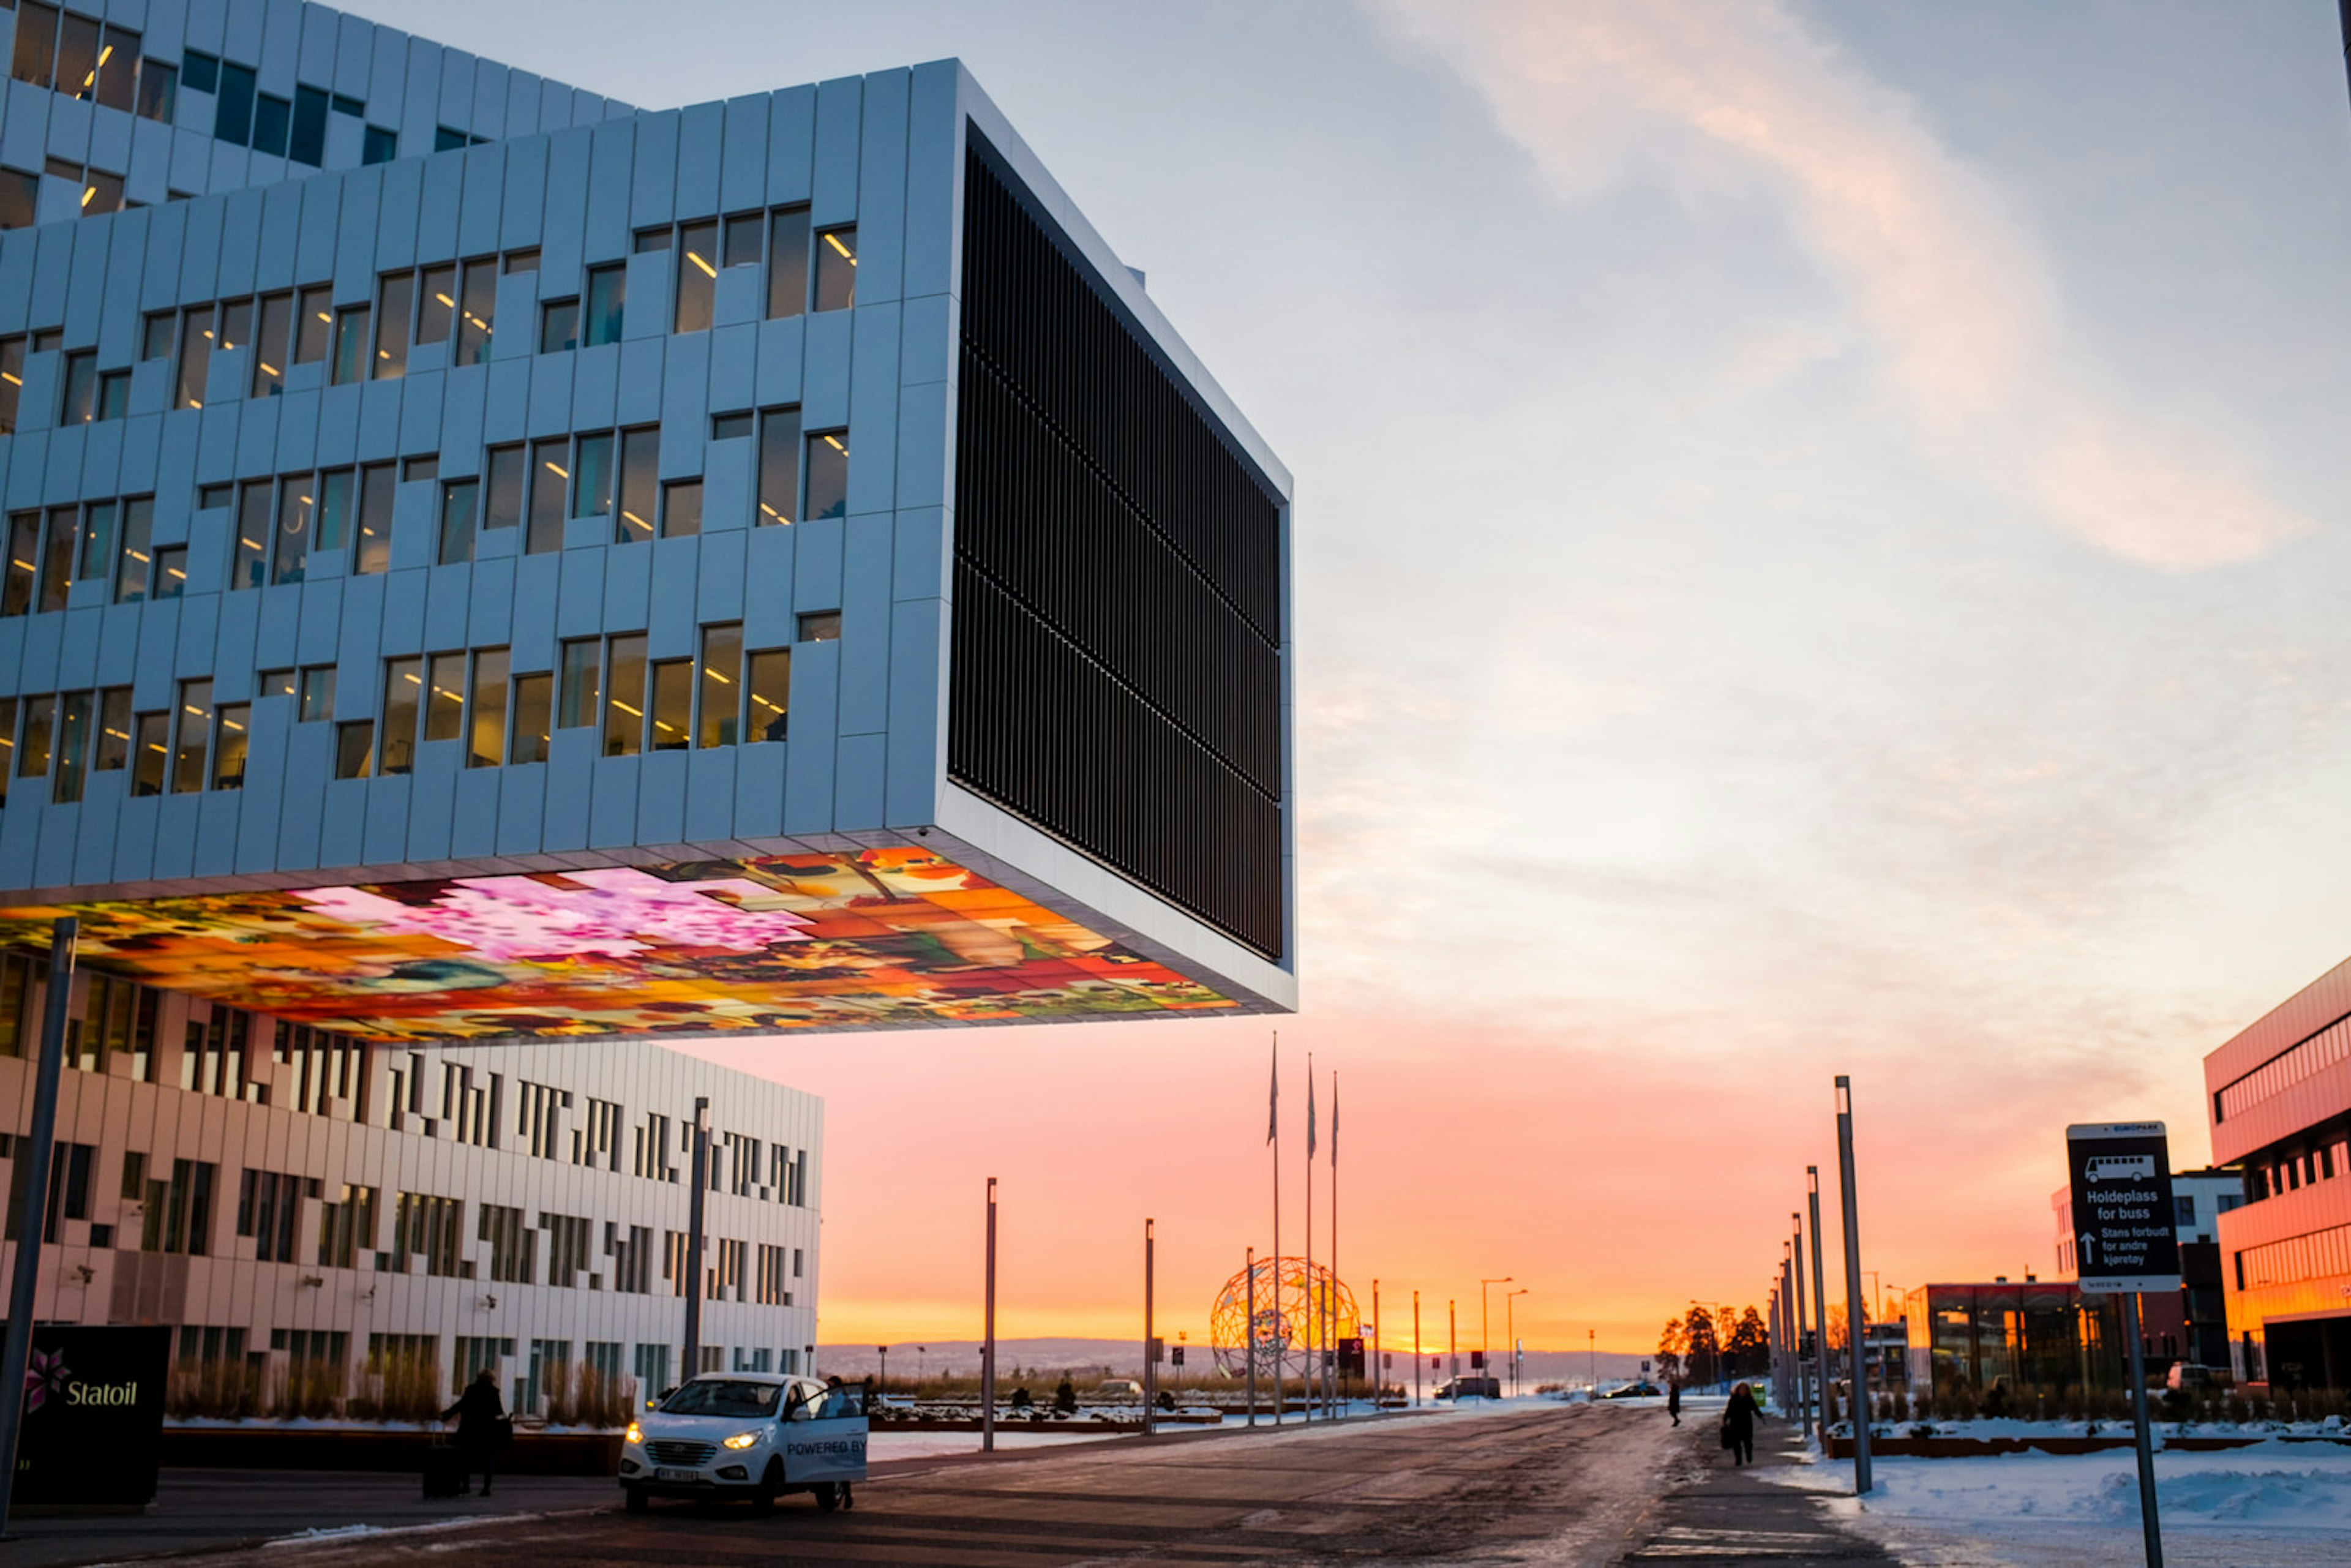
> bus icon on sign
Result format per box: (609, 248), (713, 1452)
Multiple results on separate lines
(2084, 1154), (2155, 1184)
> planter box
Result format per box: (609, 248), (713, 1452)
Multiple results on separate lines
(160, 1426), (622, 1476)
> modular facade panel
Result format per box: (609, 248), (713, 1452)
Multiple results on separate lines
(0, 13), (1297, 1040)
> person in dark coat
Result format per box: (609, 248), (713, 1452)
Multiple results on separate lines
(1722, 1381), (1763, 1466)
(442, 1368), (506, 1496)
(1667, 1381), (1682, 1426)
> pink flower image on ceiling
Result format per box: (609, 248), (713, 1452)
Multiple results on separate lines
(293, 868), (816, 964)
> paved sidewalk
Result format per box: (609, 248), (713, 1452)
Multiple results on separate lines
(1, 1470), (613, 1568)
(1618, 1420), (1891, 1564)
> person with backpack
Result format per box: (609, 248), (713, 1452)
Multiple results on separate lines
(1720, 1381), (1763, 1466)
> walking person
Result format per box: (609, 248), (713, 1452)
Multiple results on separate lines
(1667, 1381), (1682, 1427)
(1721, 1381), (1763, 1467)
(441, 1368), (508, 1496)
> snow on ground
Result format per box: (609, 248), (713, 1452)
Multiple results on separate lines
(869, 1427), (1121, 1461)
(1766, 1440), (2351, 1567)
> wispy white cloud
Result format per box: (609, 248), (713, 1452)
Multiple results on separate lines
(1368, 0), (2320, 570)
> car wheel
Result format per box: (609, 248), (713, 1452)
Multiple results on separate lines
(813, 1482), (839, 1512)
(623, 1485), (649, 1514)
(753, 1459), (783, 1512)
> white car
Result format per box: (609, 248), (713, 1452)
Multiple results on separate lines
(619, 1374), (868, 1513)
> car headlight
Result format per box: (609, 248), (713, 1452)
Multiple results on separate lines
(722, 1430), (761, 1450)
(624, 1423), (642, 1445)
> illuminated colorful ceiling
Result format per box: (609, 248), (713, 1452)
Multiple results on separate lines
(0, 850), (1236, 1042)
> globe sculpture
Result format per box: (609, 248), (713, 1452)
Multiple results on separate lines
(1209, 1256), (1359, 1377)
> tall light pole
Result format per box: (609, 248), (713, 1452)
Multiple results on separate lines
(0, 918), (76, 1545)
(878, 1345), (888, 1394)
(1504, 1289), (1528, 1397)
(1835, 1076), (1873, 1496)
(1588, 1327), (1596, 1392)
(1449, 1299), (1458, 1384)
(1807, 1168), (1831, 1449)
(1413, 1290), (1422, 1407)
(1792, 1211), (1812, 1439)
(1479, 1277), (1512, 1394)
(1142, 1219), (1156, 1438)
(1245, 1247), (1259, 1428)
(982, 1177), (998, 1453)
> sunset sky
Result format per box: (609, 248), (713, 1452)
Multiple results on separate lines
(356, 0), (2351, 1354)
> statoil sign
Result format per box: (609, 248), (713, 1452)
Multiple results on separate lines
(10, 1326), (168, 1509)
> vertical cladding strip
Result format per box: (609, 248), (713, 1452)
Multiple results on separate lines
(946, 142), (1284, 959)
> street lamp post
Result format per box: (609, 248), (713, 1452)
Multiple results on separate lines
(1588, 1327), (1596, 1392)
(878, 1345), (888, 1395)
(1413, 1290), (1422, 1408)
(1479, 1277), (1512, 1395)
(1504, 1289), (1528, 1397)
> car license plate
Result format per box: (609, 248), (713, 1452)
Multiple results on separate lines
(654, 1467), (699, 1483)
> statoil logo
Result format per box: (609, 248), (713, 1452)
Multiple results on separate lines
(66, 1380), (141, 1406)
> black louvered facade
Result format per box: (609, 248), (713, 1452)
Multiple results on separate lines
(948, 137), (1286, 961)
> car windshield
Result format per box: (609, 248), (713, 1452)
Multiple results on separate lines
(660, 1379), (782, 1417)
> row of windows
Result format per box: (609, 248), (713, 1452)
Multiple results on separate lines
(2215, 1010), (2351, 1123)
(0, 612), (833, 805)
(7, 4), (173, 122)
(0, 415), (844, 621)
(2235, 1221), (2351, 1292)
(2245, 1136), (2347, 1202)
(2, 209), (858, 435)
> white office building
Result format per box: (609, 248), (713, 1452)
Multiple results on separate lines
(1, 962), (821, 1418)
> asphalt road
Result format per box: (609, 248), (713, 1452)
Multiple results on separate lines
(145, 1402), (1889, 1567)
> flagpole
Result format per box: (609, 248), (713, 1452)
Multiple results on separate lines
(1270, 1033), (1281, 1428)
(1305, 1051), (1314, 1424)
(1330, 1069), (1340, 1419)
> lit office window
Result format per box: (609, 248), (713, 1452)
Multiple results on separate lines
(353, 464), (394, 574)
(374, 273), (413, 380)
(661, 481), (702, 539)
(170, 681), (212, 794)
(77, 500), (116, 586)
(0, 337), (24, 433)
(512, 673), (553, 765)
(756, 407), (800, 525)
(468, 649), (509, 769)
(573, 433), (615, 520)
(2, 512), (36, 617)
(423, 653), (467, 744)
(416, 264), (456, 346)
(675, 220), (718, 334)
(230, 481), (271, 591)
(615, 429), (658, 544)
(814, 226), (857, 312)
(211, 704), (250, 790)
(330, 306), (370, 386)
(527, 440), (568, 554)
(804, 430), (849, 520)
(17, 694), (54, 780)
(798, 611), (841, 642)
(380, 658), (423, 775)
(95, 689), (131, 772)
(604, 635), (647, 758)
(648, 660), (691, 752)
(274, 479), (312, 585)
(747, 650), (789, 743)
(294, 288), (332, 365)
(438, 479), (478, 566)
(456, 262), (497, 366)
(37, 505), (76, 612)
(59, 351), (96, 424)
(10, 3), (59, 91)
(299, 668), (337, 724)
(151, 546), (187, 599)
(699, 625), (743, 748)
(131, 710), (167, 795)
(52, 692), (91, 804)
(135, 60), (176, 124)
(334, 721), (373, 780)
(252, 293), (291, 397)
(113, 498), (155, 603)
(315, 470), (354, 553)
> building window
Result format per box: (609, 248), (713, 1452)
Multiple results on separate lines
(484, 446), (524, 535)
(572, 432), (615, 522)
(585, 265), (626, 348)
(0, 173), (33, 233)
(252, 292), (291, 397)
(512, 672), (552, 765)
(798, 611), (841, 642)
(749, 649), (789, 742)
(438, 478), (478, 565)
(767, 208), (809, 320)
(112, 498), (152, 602)
(59, 351), (96, 424)
(804, 430), (849, 519)
(290, 86), (328, 167)
(237, 1170), (303, 1264)
(380, 658), (422, 775)
(456, 260), (497, 365)
(230, 480), (271, 591)
(95, 688), (131, 775)
(699, 624), (743, 747)
(211, 703), (249, 790)
(299, 667), (337, 723)
(330, 306), (370, 386)
(274, 475), (313, 585)
(647, 658), (691, 752)
(374, 272), (413, 380)
(37, 506), (76, 612)
(295, 287), (332, 365)
(168, 680), (212, 793)
(539, 299), (578, 354)
(756, 407), (800, 525)
(814, 226), (858, 312)
(9, 2), (61, 91)
(675, 220), (718, 334)
(362, 126), (397, 166)
(51, 691), (90, 803)
(559, 640), (600, 733)
(75, 501), (115, 592)
(526, 439), (568, 554)
(354, 463), (394, 574)
(424, 653), (466, 745)
(252, 92), (291, 159)
(320, 1185), (377, 1269)
(603, 634), (647, 758)
(0, 337), (24, 433)
(615, 427), (658, 543)
(661, 480), (702, 539)
(712, 411), (752, 442)
(334, 721), (373, 779)
(130, 708), (167, 795)
(136, 59), (176, 123)
(468, 649), (509, 768)
(1, 512), (34, 617)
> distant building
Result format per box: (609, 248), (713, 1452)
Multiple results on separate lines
(2052, 1167), (2243, 1371)
(2202, 955), (2351, 1389)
